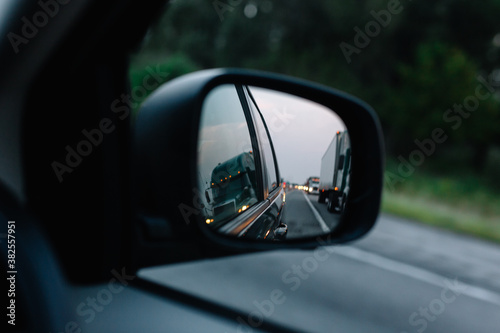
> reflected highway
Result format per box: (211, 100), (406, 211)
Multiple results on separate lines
(282, 189), (340, 238)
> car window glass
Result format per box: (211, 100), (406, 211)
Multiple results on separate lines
(246, 90), (279, 195)
(198, 84), (259, 228)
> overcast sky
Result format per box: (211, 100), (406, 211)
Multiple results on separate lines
(250, 87), (346, 184)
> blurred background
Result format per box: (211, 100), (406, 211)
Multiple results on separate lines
(129, 0), (500, 243)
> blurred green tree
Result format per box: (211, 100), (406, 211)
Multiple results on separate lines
(130, 0), (500, 174)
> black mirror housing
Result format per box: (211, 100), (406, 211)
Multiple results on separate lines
(131, 68), (384, 268)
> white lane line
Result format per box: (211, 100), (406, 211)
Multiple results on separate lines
(302, 192), (330, 233)
(332, 245), (500, 307)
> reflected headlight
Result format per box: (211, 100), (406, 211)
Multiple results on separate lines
(264, 229), (270, 239)
(205, 219), (214, 224)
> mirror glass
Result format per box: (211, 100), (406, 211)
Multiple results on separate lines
(197, 84), (351, 240)
(197, 85), (259, 228)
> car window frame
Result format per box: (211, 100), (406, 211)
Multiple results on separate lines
(234, 84), (267, 201)
(243, 86), (282, 198)
(209, 83), (279, 236)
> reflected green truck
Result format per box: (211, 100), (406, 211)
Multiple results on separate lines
(205, 152), (258, 227)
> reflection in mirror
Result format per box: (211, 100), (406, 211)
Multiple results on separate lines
(249, 87), (350, 239)
(197, 84), (351, 240)
(197, 85), (259, 230)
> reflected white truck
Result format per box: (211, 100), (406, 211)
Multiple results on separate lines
(318, 131), (351, 213)
(306, 176), (320, 194)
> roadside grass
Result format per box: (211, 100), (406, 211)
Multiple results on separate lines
(382, 169), (500, 244)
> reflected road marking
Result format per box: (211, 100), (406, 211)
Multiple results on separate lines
(302, 191), (330, 233)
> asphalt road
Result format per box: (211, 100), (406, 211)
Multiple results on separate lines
(140, 211), (500, 333)
(282, 189), (340, 238)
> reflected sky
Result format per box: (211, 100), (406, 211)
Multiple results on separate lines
(198, 85), (254, 192)
(249, 87), (346, 184)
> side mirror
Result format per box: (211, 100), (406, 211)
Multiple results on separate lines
(132, 69), (384, 264)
